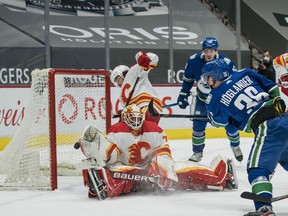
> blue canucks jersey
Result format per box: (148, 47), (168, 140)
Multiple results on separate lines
(206, 68), (279, 132)
(181, 52), (236, 93)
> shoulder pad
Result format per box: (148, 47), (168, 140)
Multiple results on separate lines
(200, 53), (205, 59)
(189, 53), (197, 60)
(222, 57), (231, 65)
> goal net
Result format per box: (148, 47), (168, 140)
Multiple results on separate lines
(0, 68), (111, 190)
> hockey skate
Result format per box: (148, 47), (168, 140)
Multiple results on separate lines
(188, 152), (203, 162)
(231, 146), (243, 162)
(244, 206), (275, 216)
(225, 159), (238, 190)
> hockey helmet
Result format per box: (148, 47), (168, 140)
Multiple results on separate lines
(202, 59), (229, 84)
(110, 65), (129, 87)
(121, 104), (145, 130)
(202, 37), (219, 50)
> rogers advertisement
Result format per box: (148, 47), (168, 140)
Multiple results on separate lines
(0, 85), (193, 147)
(1, 86), (288, 135)
(1, 85), (287, 150)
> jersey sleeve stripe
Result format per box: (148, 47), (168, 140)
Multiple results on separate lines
(130, 93), (163, 112)
(106, 143), (120, 160)
(274, 55), (286, 66)
(151, 145), (172, 159)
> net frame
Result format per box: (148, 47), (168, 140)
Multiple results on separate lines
(49, 69), (111, 190)
(0, 68), (111, 190)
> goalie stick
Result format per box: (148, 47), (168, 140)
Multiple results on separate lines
(148, 98), (208, 119)
(113, 76), (140, 118)
(240, 191), (288, 203)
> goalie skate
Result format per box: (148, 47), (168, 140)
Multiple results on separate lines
(84, 168), (108, 200)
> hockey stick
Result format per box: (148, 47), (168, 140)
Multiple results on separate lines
(148, 98), (208, 119)
(162, 102), (178, 109)
(112, 76), (140, 118)
(240, 191), (288, 203)
(162, 91), (194, 109)
(111, 110), (121, 119)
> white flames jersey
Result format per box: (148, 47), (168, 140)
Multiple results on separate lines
(105, 120), (172, 169)
(119, 53), (163, 113)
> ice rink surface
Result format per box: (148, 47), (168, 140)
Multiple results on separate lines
(0, 137), (287, 216)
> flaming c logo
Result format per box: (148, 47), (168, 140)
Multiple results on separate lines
(121, 83), (132, 104)
(128, 141), (151, 166)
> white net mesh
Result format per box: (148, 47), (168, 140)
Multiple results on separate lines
(0, 69), (109, 190)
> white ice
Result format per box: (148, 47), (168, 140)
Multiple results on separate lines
(0, 138), (287, 216)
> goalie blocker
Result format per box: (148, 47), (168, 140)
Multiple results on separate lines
(82, 156), (238, 200)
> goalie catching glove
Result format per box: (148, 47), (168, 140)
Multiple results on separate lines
(77, 125), (119, 167)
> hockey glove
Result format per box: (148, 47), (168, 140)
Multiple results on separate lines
(135, 51), (152, 70)
(177, 90), (191, 109)
(196, 79), (211, 102)
(273, 96), (286, 114)
(251, 96), (286, 132)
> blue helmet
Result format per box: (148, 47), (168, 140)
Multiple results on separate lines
(202, 59), (229, 84)
(202, 37), (219, 50)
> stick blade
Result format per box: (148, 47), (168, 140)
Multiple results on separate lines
(240, 192), (272, 203)
(148, 98), (159, 117)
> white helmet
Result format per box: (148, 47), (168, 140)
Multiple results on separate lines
(110, 65), (129, 87)
(121, 104), (145, 130)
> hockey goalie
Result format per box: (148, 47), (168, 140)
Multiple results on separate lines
(75, 104), (238, 200)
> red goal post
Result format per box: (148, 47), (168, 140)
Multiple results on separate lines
(0, 68), (111, 190)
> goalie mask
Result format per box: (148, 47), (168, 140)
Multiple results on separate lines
(110, 65), (129, 87)
(121, 104), (145, 130)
